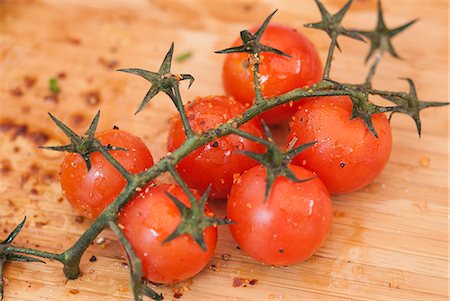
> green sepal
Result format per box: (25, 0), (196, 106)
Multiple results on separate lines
(1, 217), (26, 245)
(40, 111), (126, 170)
(354, 0), (417, 62)
(142, 280), (164, 301)
(118, 43), (195, 115)
(163, 185), (232, 251)
(349, 94), (381, 138)
(285, 141), (317, 161)
(234, 121), (316, 202)
(380, 78), (449, 137)
(215, 10), (290, 58)
(305, 0), (364, 51)
(325, 79), (399, 138)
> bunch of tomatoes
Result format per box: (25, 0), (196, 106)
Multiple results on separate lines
(58, 23), (392, 285)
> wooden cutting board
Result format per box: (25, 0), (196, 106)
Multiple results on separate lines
(0, 1), (448, 300)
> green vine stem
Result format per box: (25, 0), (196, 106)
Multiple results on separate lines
(109, 221), (163, 301)
(1, 1), (448, 301)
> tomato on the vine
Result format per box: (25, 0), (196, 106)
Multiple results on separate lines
(60, 129), (154, 218)
(287, 95), (392, 194)
(167, 95), (265, 199)
(118, 184), (217, 284)
(222, 24), (322, 124)
(227, 164), (332, 266)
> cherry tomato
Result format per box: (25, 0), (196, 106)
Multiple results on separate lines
(287, 95), (392, 194)
(60, 129), (154, 218)
(167, 95), (265, 199)
(118, 184), (217, 284)
(227, 164), (332, 266)
(222, 24), (322, 124)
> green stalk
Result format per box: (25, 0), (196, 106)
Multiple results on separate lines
(5, 247), (63, 262)
(170, 83), (194, 138)
(365, 49), (385, 87)
(323, 35), (337, 80)
(252, 55), (265, 104)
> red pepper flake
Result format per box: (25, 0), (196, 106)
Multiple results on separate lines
(232, 277), (257, 288)
(41, 171), (56, 184)
(57, 72), (67, 79)
(71, 113), (86, 126)
(30, 163), (40, 174)
(173, 292), (183, 299)
(10, 87), (23, 97)
(43, 94), (59, 104)
(0, 159), (12, 175)
(75, 215), (85, 224)
(84, 91), (101, 106)
(98, 57), (118, 69)
(7, 199), (17, 211)
(35, 221), (48, 228)
(23, 76), (37, 88)
(232, 277), (243, 287)
(67, 37), (81, 45)
(20, 173), (30, 188)
(10, 124), (27, 140)
(69, 289), (80, 294)
(28, 131), (50, 145)
(243, 4), (253, 11)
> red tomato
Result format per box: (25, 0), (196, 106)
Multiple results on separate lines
(227, 164), (332, 266)
(222, 24), (322, 124)
(287, 96), (392, 194)
(118, 184), (217, 284)
(60, 129), (154, 218)
(167, 95), (265, 199)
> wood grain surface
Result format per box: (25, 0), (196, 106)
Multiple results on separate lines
(0, 0), (448, 300)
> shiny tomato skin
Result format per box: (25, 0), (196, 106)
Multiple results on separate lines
(118, 184), (217, 284)
(167, 95), (265, 200)
(222, 24), (322, 124)
(227, 164), (332, 266)
(60, 129), (154, 218)
(288, 96), (392, 194)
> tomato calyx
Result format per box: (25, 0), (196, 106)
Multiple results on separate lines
(304, 0), (364, 52)
(230, 121), (315, 202)
(118, 43), (195, 137)
(325, 80), (394, 138)
(0, 217), (45, 265)
(354, 0), (418, 63)
(40, 111), (126, 171)
(166, 165), (232, 251)
(215, 10), (290, 59)
(215, 10), (290, 104)
(0, 217), (49, 300)
(324, 77), (449, 138)
(376, 78), (449, 137)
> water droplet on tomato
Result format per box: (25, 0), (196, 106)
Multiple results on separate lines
(307, 199), (315, 217)
(235, 141), (244, 150)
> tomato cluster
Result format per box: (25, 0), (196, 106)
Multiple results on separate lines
(58, 23), (392, 284)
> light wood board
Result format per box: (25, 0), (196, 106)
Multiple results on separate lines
(0, 1), (448, 300)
